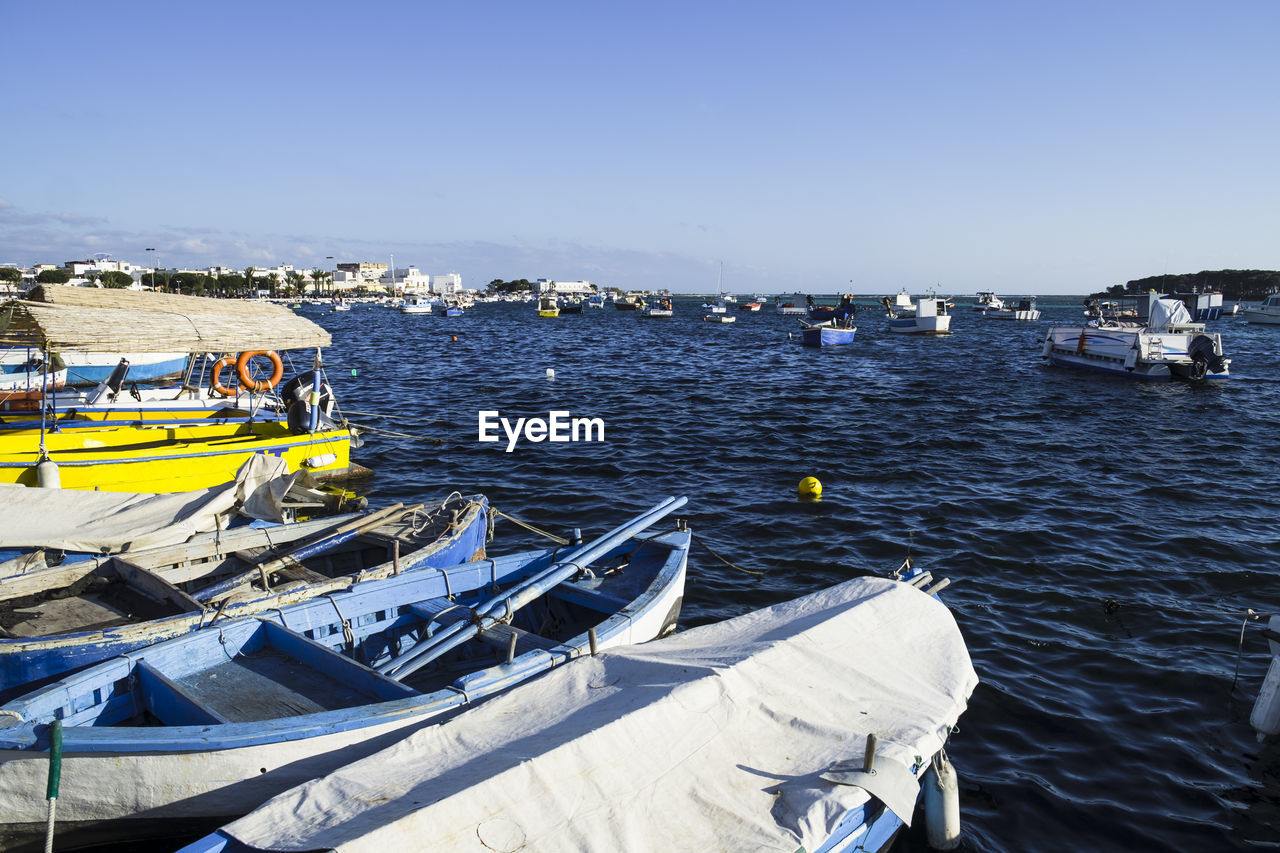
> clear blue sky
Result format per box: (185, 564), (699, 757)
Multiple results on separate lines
(3, 1), (1277, 295)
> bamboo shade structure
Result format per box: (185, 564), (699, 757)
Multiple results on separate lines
(0, 286), (332, 353)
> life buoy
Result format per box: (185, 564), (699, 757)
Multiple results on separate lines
(211, 356), (238, 397)
(236, 351), (284, 392)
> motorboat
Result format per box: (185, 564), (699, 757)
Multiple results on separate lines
(640, 297), (673, 318)
(399, 293), (432, 314)
(1043, 293), (1230, 380)
(1242, 294), (1280, 325)
(974, 291), (1004, 312)
(537, 294), (560, 318)
(799, 319), (857, 347)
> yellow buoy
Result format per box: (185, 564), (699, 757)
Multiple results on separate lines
(798, 476), (822, 499)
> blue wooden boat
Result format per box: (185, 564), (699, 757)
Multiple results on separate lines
(800, 323), (858, 347)
(0, 498), (689, 851)
(0, 494), (490, 699)
(180, 561), (973, 853)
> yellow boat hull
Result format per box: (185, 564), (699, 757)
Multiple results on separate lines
(0, 421), (355, 493)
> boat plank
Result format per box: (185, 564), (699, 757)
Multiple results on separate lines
(114, 559), (207, 614)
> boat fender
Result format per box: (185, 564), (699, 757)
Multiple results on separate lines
(36, 456), (60, 489)
(236, 350), (285, 392)
(211, 356), (239, 397)
(923, 749), (961, 850)
(1251, 615), (1280, 739)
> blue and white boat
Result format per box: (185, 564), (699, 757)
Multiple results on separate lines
(1043, 293), (1230, 380)
(0, 494), (491, 698)
(983, 297), (1041, 321)
(180, 563), (974, 853)
(807, 294), (860, 325)
(0, 348), (188, 387)
(800, 321), (858, 347)
(0, 498), (690, 850)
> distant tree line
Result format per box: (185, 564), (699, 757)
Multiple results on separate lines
(1098, 269), (1280, 301)
(487, 278), (536, 294)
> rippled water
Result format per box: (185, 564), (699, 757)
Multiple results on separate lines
(307, 295), (1280, 852)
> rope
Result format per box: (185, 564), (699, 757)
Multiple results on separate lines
(691, 533), (764, 576)
(1231, 609), (1265, 694)
(490, 509), (570, 545)
(341, 410), (448, 427)
(349, 422), (443, 444)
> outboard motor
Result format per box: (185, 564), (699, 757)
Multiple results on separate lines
(1187, 335), (1228, 379)
(280, 374), (338, 433)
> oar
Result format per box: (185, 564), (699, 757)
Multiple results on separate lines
(378, 496), (687, 680)
(192, 502), (415, 602)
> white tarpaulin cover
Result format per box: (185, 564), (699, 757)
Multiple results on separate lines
(222, 575), (978, 853)
(1149, 297), (1193, 329)
(0, 453), (293, 554)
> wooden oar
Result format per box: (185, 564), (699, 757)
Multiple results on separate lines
(377, 496), (688, 681)
(192, 502), (415, 603)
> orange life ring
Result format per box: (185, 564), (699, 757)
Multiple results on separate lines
(211, 356), (238, 397)
(236, 350), (284, 392)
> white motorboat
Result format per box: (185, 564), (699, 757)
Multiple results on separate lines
(1242, 294), (1280, 325)
(1043, 293), (1230, 380)
(884, 293), (952, 334)
(974, 291), (1005, 312)
(640, 297), (674, 318)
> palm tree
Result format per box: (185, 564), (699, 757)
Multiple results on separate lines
(285, 270), (305, 296)
(311, 268), (332, 296)
(243, 266), (257, 296)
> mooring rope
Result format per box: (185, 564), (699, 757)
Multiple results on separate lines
(490, 508), (571, 545)
(348, 422), (443, 444)
(690, 533), (764, 576)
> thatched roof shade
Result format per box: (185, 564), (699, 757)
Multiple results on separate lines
(0, 286), (331, 353)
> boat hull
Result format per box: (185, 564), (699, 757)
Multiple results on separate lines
(888, 315), (951, 334)
(801, 326), (857, 347)
(0, 496), (490, 694)
(1042, 325), (1230, 380)
(0, 421), (356, 492)
(0, 529), (689, 847)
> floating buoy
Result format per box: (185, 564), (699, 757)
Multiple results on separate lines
(451, 335), (458, 342)
(546, 368), (555, 381)
(36, 456), (60, 489)
(798, 476), (821, 499)
(351, 369), (358, 377)
(923, 750), (961, 850)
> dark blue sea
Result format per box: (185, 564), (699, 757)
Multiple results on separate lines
(306, 294), (1280, 852)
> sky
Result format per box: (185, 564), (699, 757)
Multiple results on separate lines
(3, 1), (1278, 295)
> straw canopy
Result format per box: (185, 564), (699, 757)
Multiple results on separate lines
(0, 286), (332, 353)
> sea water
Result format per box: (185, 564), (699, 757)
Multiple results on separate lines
(308, 294), (1280, 852)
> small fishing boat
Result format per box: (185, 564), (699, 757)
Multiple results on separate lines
(586, 293), (605, 308)
(331, 298), (351, 312)
(1043, 293), (1230, 380)
(0, 493), (489, 696)
(537, 294), (560, 318)
(0, 287), (363, 488)
(703, 313), (736, 323)
(398, 293), (432, 314)
(1171, 290), (1224, 321)
(0, 348), (188, 387)
(0, 498), (689, 850)
(613, 293), (642, 311)
(973, 291), (1004, 312)
(181, 564), (974, 853)
(890, 288), (917, 312)
(800, 320), (858, 347)
(702, 298), (727, 314)
(983, 297), (1041, 321)
(775, 295), (807, 315)
(884, 293), (952, 334)
(1242, 293), (1280, 325)
(558, 297), (584, 315)
(738, 300), (762, 311)
(639, 297), (673, 318)
(807, 293), (860, 324)
(0, 360), (65, 401)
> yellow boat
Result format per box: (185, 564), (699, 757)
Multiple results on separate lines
(0, 286), (366, 493)
(0, 419), (358, 493)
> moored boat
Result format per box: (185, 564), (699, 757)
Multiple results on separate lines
(399, 293), (432, 314)
(181, 564), (974, 853)
(974, 291), (1004, 312)
(537, 294), (560, 318)
(0, 348), (188, 387)
(884, 293), (952, 335)
(1242, 293), (1280, 325)
(800, 320), (857, 347)
(0, 498), (690, 850)
(984, 297), (1041, 321)
(639, 297), (673, 318)
(0, 492), (490, 697)
(1043, 293), (1230, 380)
